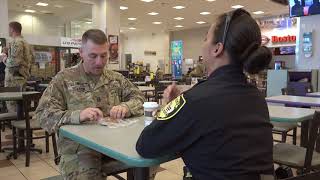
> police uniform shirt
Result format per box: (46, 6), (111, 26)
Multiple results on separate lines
(136, 65), (274, 180)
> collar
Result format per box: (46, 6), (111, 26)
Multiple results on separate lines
(208, 64), (244, 80)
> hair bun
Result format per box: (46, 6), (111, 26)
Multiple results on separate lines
(243, 46), (272, 74)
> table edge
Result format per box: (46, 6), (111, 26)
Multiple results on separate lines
(59, 126), (176, 167)
(266, 99), (320, 107)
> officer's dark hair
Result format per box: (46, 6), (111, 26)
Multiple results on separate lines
(9, 21), (22, 34)
(82, 29), (108, 45)
(213, 9), (272, 74)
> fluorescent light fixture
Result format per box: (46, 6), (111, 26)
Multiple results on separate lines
(129, 27), (136, 30)
(86, 21), (92, 24)
(200, 12), (211, 15)
(120, 6), (128, 10)
(174, 17), (184, 20)
(173, 6), (185, 9)
(36, 2), (48, 6)
(140, 0), (154, 2)
(54, 5), (63, 8)
(206, 0), (216, 1)
(25, 9), (36, 13)
(231, 5), (244, 9)
(75, 25), (81, 28)
(128, 17), (137, 20)
(153, 21), (162, 24)
(196, 21), (206, 24)
(175, 25), (183, 28)
(148, 12), (159, 15)
(253, 11), (265, 15)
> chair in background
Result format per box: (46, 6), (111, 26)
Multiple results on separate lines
(273, 111), (320, 174)
(272, 88), (298, 144)
(11, 93), (58, 167)
(0, 87), (20, 152)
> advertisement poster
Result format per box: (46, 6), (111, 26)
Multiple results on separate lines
(171, 40), (183, 79)
(108, 35), (119, 64)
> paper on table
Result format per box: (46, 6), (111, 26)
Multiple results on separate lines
(98, 117), (139, 128)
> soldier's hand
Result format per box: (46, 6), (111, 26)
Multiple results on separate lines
(80, 108), (103, 123)
(163, 82), (181, 104)
(110, 105), (129, 119)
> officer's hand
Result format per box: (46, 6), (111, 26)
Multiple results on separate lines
(163, 83), (181, 104)
(110, 105), (129, 119)
(0, 53), (7, 63)
(80, 108), (103, 123)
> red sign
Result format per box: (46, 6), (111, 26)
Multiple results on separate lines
(272, 35), (296, 43)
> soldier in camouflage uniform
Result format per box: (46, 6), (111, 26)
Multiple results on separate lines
(35, 29), (156, 180)
(3, 22), (32, 112)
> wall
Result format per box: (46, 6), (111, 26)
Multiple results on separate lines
(295, 14), (320, 70)
(122, 31), (170, 73)
(170, 26), (208, 64)
(271, 55), (296, 69)
(9, 10), (65, 37)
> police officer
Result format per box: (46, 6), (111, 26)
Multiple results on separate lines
(35, 29), (158, 179)
(2, 21), (32, 112)
(136, 9), (274, 180)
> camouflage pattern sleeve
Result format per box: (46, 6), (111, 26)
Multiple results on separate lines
(118, 76), (145, 117)
(6, 40), (24, 68)
(35, 73), (81, 134)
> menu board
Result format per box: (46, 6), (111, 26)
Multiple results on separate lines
(171, 40), (183, 79)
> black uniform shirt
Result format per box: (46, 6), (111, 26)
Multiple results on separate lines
(136, 65), (274, 180)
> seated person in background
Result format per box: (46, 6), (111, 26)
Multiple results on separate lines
(136, 9), (274, 180)
(35, 29), (154, 179)
(189, 58), (206, 77)
(155, 66), (164, 80)
(309, 0), (320, 15)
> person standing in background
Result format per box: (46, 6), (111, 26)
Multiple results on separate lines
(1, 21), (33, 112)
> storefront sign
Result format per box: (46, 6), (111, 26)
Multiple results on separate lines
(261, 35), (270, 45)
(60, 37), (81, 48)
(271, 35), (296, 43)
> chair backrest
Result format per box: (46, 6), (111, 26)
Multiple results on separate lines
(281, 87), (296, 95)
(0, 87), (21, 92)
(284, 170), (320, 180)
(304, 111), (320, 172)
(22, 93), (42, 130)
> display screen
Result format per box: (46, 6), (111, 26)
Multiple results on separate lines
(289, 0), (320, 17)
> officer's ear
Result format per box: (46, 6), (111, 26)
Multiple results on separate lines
(210, 42), (224, 58)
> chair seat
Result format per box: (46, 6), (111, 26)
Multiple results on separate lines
(0, 112), (17, 121)
(11, 119), (41, 130)
(272, 122), (298, 132)
(102, 160), (131, 175)
(273, 143), (320, 168)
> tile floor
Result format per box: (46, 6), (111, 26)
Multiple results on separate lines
(0, 126), (300, 180)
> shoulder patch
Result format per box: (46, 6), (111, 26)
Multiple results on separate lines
(157, 94), (186, 121)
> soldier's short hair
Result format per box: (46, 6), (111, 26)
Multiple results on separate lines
(82, 29), (108, 45)
(9, 21), (22, 33)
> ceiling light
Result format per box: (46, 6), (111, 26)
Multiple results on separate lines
(54, 5), (63, 8)
(128, 17), (137, 20)
(231, 5), (244, 9)
(253, 11), (265, 15)
(153, 21), (162, 24)
(174, 17), (184, 20)
(173, 6), (185, 9)
(120, 6), (128, 10)
(120, 30), (123, 33)
(206, 0), (216, 1)
(200, 12), (211, 15)
(140, 0), (154, 2)
(36, 2), (48, 6)
(75, 25), (81, 28)
(25, 9), (36, 13)
(129, 27), (136, 30)
(148, 12), (159, 15)
(175, 25), (183, 28)
(196, 21), (206, 24)
(86, 21), (92, 24)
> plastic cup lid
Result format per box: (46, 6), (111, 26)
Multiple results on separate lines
(143, 102), (159, 108)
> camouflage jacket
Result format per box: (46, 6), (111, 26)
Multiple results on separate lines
(35, 63), (145, 154)
(36, 63), (144, 132)
(5, 36), (32, 79)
